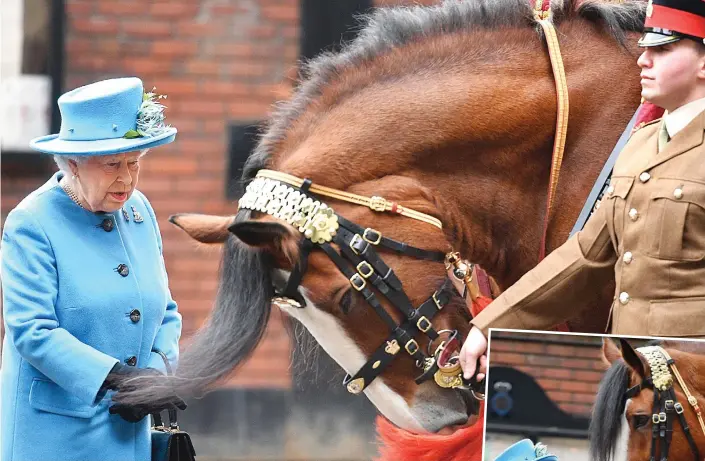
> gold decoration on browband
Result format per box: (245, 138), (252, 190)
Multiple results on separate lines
(239, 176), (340, 244)
(250, 169), (443, 230)
(637, 346), (673, 391)
(637, 346), (705, 437)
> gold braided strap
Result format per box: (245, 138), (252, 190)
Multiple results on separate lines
(535, 18), (570, 219)
(253, 169), (443, 229)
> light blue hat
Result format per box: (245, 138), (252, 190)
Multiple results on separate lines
(493, 439), (558, 461)
(29, 77), (177, 156)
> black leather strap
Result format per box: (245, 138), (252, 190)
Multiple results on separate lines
(342, 280), (455, 393)
(338, 217), (445, 262)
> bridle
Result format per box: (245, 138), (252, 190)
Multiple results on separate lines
(237, 169), (485, 400)
(624, 346), (705, 461)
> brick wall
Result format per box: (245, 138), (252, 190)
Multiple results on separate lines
(488, 332), (606, 416)
(2, 0), (437, 389)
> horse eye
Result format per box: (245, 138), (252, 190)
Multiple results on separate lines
(340, 290), (352, 314)
(632, 414), (650, 430)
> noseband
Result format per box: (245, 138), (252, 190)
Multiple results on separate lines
(624, 346), (705, 461)
(238, 169), (485, 400)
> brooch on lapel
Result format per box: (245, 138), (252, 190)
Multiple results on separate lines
(122, 208), (130, 222)
(131, 206), (144, 223)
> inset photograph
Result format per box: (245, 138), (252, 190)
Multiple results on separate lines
(483, 330), (705, 461)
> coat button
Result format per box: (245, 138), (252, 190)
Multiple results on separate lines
(101, 218), (114, 232)
(619, 292), (630, 305)
(639, 172), (651, 183)
(607, 185), (615, 195)
(674, 188), (683, 199)
(628, 208), (639, 221)
(129, 309), (141, 323)
(125, 356), (137, 366)
(116, 264), (129, 277)
(623, 252), (633, 264)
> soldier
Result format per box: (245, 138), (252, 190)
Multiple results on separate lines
(457, 0), (705, 381)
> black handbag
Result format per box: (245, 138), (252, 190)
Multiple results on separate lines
(150, 349), (196, 461)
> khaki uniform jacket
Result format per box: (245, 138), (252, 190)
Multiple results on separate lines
(472, 110), (705, 337)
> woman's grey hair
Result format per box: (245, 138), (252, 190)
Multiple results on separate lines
(53, 149), (150, 173)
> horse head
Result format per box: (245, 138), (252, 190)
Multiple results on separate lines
(591, 338), (705, 461)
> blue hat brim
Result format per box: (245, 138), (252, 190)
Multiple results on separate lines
(29, 127), (177, 156)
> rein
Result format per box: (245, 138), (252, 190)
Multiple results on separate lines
(238, 170), (486, 399)
(624, 346), (705, 461)
(534, 2), (571, 262)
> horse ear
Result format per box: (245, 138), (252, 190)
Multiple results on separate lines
(619, 338), (648, 379)
(229, 220), (299, 267)
(169, 213), (234, 244)
(600, 338), (623, 368)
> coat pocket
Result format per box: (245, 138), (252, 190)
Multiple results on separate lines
(644, 179), (705, 261)
(648, 297), (705, 336)
(29, 378), (100, 418)
(604, 176), (634, 248)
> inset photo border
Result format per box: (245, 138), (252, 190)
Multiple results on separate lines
(482, 329), (705, 461)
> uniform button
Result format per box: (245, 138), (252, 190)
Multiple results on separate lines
(101, 218), (114, 232)
(125, 356), (137, 366)
(628, 208), (639, 221)
(129, 309), (141, 323)
(639, 172), (651, 183)
(674, 188), (683, 199)
(607, 186), (615, 195)
(623, 251), (633, 264)
(619, 292), (630, 305)
(116, 264), (129, 277)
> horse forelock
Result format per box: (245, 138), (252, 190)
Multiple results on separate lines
(590, 359), (631, 461)
(245, 0), (645, 178)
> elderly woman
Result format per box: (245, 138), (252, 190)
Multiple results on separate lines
(1, 77), (185, 461)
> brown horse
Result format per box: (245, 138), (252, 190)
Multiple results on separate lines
(116, 0), (646, 435)
(592, 338), (705, 461)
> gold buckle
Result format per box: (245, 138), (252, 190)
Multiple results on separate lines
(350, 273), (366, 291)
(416, 316), (431, 333)
(405, 339), (419, 355)
(363, 228), (382, 245)
(357, 261), (374, 278)
(432, 292), (443, 310)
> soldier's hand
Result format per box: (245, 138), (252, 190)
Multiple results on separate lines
(460, 327), (488, 381)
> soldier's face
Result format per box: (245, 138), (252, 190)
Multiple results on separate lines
(637, 40), (705, 111)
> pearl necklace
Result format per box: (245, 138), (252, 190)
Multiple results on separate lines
(60, 178), (87, 210)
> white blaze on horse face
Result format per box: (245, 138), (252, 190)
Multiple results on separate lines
(275, 274), (425, 432)
(614, 399), (630, 461)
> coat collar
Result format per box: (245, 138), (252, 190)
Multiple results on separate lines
(645, 109), (705, 171)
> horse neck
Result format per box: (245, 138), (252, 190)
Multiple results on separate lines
(278, 24), (642, 289)
(425, 24), (643, 288)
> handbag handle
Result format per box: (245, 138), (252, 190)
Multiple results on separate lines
(151, 348), (179, 430)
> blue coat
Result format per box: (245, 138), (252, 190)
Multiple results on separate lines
(1, 172), (182, 461)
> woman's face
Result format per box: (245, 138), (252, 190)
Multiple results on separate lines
(71, 151), (142, 213)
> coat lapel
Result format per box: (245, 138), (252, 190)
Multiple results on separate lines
(645, 110), (705, 171)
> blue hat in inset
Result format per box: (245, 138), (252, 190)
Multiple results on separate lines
(493, 439), (558, 461)
(29, 77), (177, 156)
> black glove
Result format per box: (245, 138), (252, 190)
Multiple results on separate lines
(109, 397), (187, 423)
(103, 363), (187, 423)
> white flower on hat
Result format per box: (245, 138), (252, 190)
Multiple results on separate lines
(124, 87), (170, 139)
(535, 443), (549, 457)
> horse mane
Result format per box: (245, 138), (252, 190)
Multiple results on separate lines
(243, 0), (646, 181)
